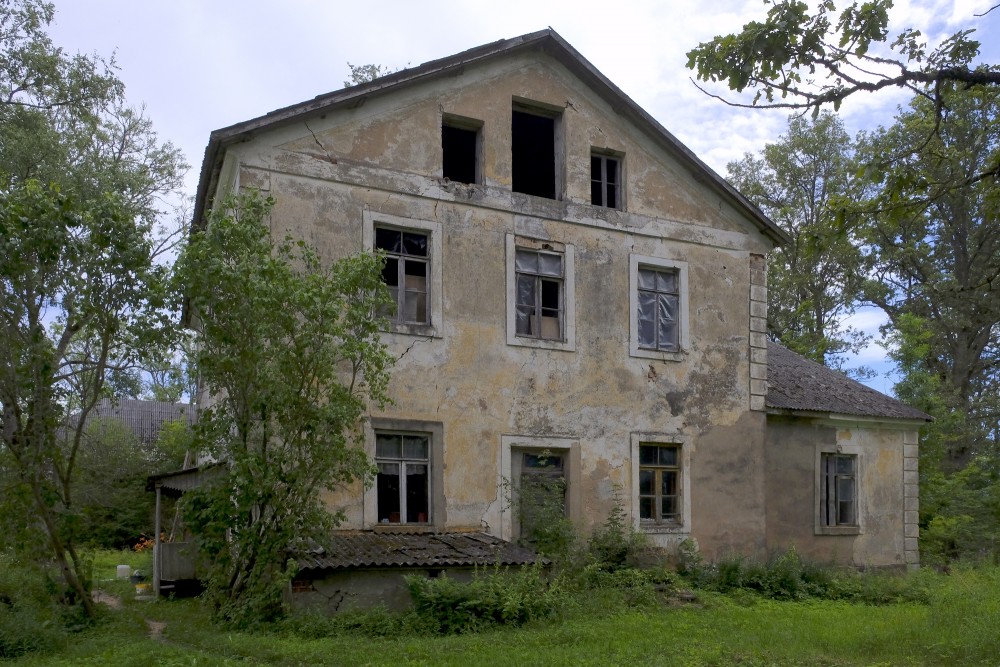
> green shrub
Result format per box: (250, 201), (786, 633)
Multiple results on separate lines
(406, 563), (563, 634)
(0, 555), (67, 658)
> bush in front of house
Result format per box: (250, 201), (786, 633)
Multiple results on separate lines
(405, 563), (564, 634)
(679, 543), (932, 604)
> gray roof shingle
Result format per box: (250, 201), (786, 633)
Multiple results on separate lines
(295, 531), (543, 571)
(765, 342), (930, 421)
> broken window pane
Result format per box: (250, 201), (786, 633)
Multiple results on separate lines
(374, 227), (430, 325)
(514, 247), (564, 341)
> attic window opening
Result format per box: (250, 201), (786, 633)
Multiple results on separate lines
(591, 152), (621, 209)
(442, 118), (480, 184)
(512, 109), (557, 199)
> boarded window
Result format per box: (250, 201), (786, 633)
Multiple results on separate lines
(514, 248), (563, 340)
(637, 267), (679, 351)
(638, 444), (681, 524)
(376, 432), (430, 524)
(375, 227), (429, 325)
(821, 453), (857, 527)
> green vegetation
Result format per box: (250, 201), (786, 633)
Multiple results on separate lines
(7, 549), (1000, 666)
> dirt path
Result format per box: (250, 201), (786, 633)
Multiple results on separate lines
(92, 589), (168, 640)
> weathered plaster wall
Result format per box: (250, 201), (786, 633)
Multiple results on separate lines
(214, 50), (773, 559)
(765, 416), (911, 567)
(292, 568), (476, 613)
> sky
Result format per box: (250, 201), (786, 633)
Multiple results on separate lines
(46, 0), (1000, 394)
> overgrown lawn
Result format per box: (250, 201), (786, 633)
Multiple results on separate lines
(9, 566), (999, 666)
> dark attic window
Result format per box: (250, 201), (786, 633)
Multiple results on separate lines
(512, 109), (556, 199)
(442, 122), (478, 184)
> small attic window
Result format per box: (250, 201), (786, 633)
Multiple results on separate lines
(442, 115), (481, 184)
(512, 107), (558, 199)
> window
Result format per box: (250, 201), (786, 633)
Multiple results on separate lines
(375, 227), (428, 325)
(638, 444), (681, 525)
(442, 116), (480, 184)
(630, 433), (690, 533)
(820, 453), (857, 528)
(363, 212), (443, 336)
(512, 108), (558, 199)
(515, 248), (563, 340)
(629, 255), (688, 360)
(375, 432), (430, 524)
(506, 235), (576, 351)
(591, 153), (621, 209)
(637, 267), (679, 351)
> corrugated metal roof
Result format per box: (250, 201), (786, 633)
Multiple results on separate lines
(766, 342), (930, 421)
(89, 398), (195, 445)
(295, 531), (543, 571)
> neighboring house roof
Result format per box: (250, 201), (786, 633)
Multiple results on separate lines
(765, 342), (930, 422)
(89, 398), (195, 446)
(295, 531), (542, 571)
(191, 29), (788, 247)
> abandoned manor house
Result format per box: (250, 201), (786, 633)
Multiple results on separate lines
(168, 29), (931, 608)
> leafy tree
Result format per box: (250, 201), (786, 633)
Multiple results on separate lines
(727, 112), (867, 369)
(0, 181), (173, 618)
(0, 0), (186, 619)
(857, 84), (1000, 465)
(687, 1), (1000, 111)
(176, 192), (394, 626)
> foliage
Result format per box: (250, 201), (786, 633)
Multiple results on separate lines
(687, 0), (1000, 119)
(176, 191), (394, 627)
(14, 560), (1000, 666)
(0, 180), (175, 619)
(858, 85), (1000, 466)
(0, 0), (186, 620)
(682, 545), (932, 605)
(585, 488), (646, 571)
(727, 112), (868, 370)
(405, 564), (563, 634)
(344, 62), (397, 87)
(0, 554), (68, 658)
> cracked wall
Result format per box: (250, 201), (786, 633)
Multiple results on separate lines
(218, 49), (774, 560)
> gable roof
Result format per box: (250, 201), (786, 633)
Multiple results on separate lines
(192, 29), (788, 247)
(765, 342), (930, 422)
(294, 531), (542, 572)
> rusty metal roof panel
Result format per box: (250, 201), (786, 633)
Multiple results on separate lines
(296, 531), (542, 571)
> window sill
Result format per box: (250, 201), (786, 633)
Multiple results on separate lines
(640, 523), (688, 535)
(508, 335), (576, 352)
(372, 524), (437, 534)
(382, 322), (441, 338)
(815, 525), (861, 536)
(629, 347), (686, 363)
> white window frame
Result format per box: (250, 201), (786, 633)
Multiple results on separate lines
(506, 234), (576, 351)
(629, 254), (689, 361)
(815, 444), (863, 535)
(631, 432), (691, 534)
(373, 431), (431, 526)
(363, 211), (443, 337)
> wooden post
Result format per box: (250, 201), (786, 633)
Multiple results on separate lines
(153, 485), (162, 596)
